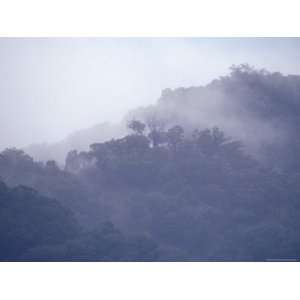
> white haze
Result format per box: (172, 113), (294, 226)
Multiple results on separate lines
(1, 38), (300, 150)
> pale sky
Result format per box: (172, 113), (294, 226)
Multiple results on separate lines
(1, 38), (300, 149)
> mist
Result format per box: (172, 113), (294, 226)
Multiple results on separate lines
(3, 38), (300, 261)
(1, 38), (300, 151)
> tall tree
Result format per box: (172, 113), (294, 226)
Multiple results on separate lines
(166, 125), (184, 152)
(128, 120), (146, 135)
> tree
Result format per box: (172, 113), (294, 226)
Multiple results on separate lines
(166, 125), (184, 152)
(0, 182), (79, 261)
(127, 120), (146, 135)
(148, 129), (167, 147)
(46, 160), (59, 170)
(65, 150), (79, 173)
(192, 127), (228, 155)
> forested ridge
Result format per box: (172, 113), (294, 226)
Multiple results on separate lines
(2, 65), (300, 261)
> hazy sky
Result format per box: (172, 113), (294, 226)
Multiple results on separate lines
(1, 37), (300, 149)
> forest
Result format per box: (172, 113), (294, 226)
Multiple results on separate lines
(1, 65), (300, 261)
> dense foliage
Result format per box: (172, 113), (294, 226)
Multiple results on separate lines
(0, 181), (159, 261)
(0, 182), (78, 261)
(2, 66), (300, 261)
(127, 65), (300, 171)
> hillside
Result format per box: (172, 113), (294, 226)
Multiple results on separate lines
(126, 65), (300, 169)
(25, 122), (125, 164)
(2, 65), (300, 260)
(24, 65), (300, 169)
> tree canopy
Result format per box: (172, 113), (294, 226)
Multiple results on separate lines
(2, 66), (300, 260)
